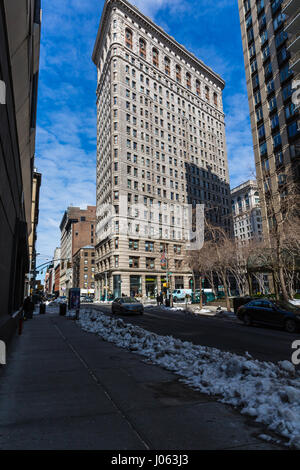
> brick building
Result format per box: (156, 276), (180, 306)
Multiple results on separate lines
(59, 206), (96, 296)
(73, 246), (96, 296)
(54, 264), (60, 297)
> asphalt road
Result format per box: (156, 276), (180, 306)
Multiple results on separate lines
(86, 304), (300, 365)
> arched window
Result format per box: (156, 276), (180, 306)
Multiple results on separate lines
(186, 72), (191, 90)
(213, 92), (218, 107)
(125, 28), (133, 49)
(196, 79), (200, 96)
(164, 56), (170, 75)
(153, 48), (159, 67)
(205, 86), (210, 101)
(139, 38), (146, 59)
(176, 65), (181, 83)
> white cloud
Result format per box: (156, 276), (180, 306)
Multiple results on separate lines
(224, 92), (256, 188)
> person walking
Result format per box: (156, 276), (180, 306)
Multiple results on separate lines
(23, 296), (34, 320)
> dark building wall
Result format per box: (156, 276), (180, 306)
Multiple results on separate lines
(0, 4), (29, 343)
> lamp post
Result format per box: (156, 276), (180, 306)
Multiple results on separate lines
(104, 271), (108, 302)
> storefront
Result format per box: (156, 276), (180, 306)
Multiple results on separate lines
(130, 275), (142, 297)
(145, 276), (157, 298)
(113, 275), (121, 298)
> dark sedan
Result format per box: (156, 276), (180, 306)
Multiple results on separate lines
(112, 297), (144, 315)
(237, 299), (300, 333)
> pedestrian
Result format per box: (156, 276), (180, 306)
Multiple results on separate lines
(159, 292), (163, 306)
(23, 296), (34, 320)
(156, 293), (160, 306)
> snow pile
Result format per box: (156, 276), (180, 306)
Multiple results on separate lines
(193, 308), (214, 314)
(78, 309), (300, 448)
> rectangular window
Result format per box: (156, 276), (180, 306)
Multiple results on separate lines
(264, 62), (272, 79)
(260, 141), (267, 156)
(258, 124), (265, 138)
(287, 121), (299, 138)
(268, 96), (277, 112)
(271, 114), (279, 129)
(280, 64), (292, 83)
(129, 257), (139, 268)
(282, 83), (292, 101)
(275, 30), (287, 48)
(256, 107), (263, 121)
(273, 132), (282, 147)
(254, 90), (261, 105)
(285, 103), (296, 120)
(266, 79), (275, 94)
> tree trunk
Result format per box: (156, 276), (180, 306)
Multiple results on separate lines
(279, 265), (290, 302)
(222, 272), (231, 312)
(199, 275), (203, 309)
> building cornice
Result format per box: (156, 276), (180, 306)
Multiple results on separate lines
(92, 0), (225, 90)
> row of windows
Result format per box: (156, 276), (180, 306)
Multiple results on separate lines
(98, 239), (175, 255)
(125, 28), (219, 106)
(99, 255), (184, 270)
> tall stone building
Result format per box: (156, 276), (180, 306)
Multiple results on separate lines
(231, 179), (263, 244)
(92, 0), (231, 300)
(59, 206), (96, 296)
(238, 0), (300, 239)
(283, 0), (299, 85)
(0, 0), (41, 342)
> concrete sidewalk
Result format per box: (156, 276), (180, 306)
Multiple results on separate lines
(0, 311), (284, 450)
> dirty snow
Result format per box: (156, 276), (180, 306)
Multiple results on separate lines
(78, 308), (300, 448)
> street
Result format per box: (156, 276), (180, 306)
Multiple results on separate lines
(87, 304), (300, 365)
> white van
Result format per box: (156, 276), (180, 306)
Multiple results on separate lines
(172, 289), (192, 302)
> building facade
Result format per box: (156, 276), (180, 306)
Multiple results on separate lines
(231, 179), (263, 244)
(59, 206), (96, 296)
(27, 169), (42, 295)
(92, 0), (231, 300)
(73, 246), (96, 296)
(238, 0), (300, 240)
(0, 0), (41, 342)
(54, 264), (60, 297)
(283, 0), (299, 84)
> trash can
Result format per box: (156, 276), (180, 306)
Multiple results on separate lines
(59, 303), (67, 316)
(165, 298), (170, 307)
(39, 303), (46, 314)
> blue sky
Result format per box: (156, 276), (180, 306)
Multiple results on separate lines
(35, 0), (255, 274)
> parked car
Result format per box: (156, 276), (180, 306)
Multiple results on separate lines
(81, 296), (93, 303)
(112, 297), (144, 315)
(54, 296), (67, 304)
(172, 289), (192, 302)
(237, 298), (300, 333)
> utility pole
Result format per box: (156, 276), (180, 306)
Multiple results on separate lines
(105, 271), (108, 302)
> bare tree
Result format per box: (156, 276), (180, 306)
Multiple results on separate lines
(205, 222), (232, 311)
(256, 165), (300, 301)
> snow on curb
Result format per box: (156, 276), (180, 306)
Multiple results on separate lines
(78, 309), (300, 448)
